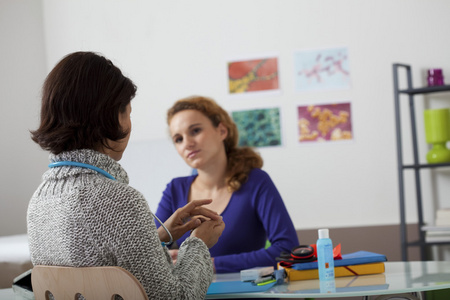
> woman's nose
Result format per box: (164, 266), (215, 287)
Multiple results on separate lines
(184, 136), (195, 149)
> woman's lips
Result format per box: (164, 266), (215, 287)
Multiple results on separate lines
(187, 150), (200, 159)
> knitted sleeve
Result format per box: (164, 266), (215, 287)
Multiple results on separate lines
(79, 182), (213, 299)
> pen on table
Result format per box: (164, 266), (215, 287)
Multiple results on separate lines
(255, 277), (276, 286)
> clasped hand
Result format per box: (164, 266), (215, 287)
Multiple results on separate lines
(157, 199), (225, 248)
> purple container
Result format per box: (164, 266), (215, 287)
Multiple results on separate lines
(427, 69), (444, 86)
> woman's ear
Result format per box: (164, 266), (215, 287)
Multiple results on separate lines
(218, 122), (228, 140)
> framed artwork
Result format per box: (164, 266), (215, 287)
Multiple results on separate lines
(232, 107), (282, 147)
(228, 56), (280, 94)
(294, 47), (350, 92)
(297, 102), (353, 143)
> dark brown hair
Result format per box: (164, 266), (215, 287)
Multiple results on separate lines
(167, 96), (263, 192)
(31, 51), (137, 154)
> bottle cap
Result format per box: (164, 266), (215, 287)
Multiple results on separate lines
(318, 228), (329, 239)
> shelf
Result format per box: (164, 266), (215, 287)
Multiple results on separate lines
(422, 226), (450, 232)
(399, 85), (450, 95)
(393, 63), (450, 261)
(425, 237), (450, 244)
(402, 162), (450, 169)
(407, 239), (450, 246)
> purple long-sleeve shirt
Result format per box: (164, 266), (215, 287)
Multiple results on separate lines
(156, 168), (299, 273)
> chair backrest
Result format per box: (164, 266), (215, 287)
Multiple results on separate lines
(31, 265), (148, 300)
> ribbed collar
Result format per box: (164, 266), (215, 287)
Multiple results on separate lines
(45, 149), (129, 184)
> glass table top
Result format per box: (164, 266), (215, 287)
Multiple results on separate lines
(1, 261), (449, 299)
(206, 261), (450, 299)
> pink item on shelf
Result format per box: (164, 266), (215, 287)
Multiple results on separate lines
(427, 68), (444, 86)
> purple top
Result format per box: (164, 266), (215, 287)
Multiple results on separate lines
(156, 168), (299, 273)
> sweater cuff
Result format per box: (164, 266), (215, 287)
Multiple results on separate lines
(179, 236), (214, 277)
(181, 236), (209, 250)
(179, 236), (212, 266)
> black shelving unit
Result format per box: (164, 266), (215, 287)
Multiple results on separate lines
(393, 63), (450, 261)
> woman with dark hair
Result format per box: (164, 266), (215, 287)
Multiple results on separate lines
(28, 52), (224, 299)
(156, 95), (298, 273)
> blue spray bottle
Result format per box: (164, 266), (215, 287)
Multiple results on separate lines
(316, 228), (335, 281)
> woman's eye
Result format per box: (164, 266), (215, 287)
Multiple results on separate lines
(174, 137), (182, 144)
(192, 127), (202, 135)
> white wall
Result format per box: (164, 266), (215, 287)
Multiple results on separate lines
(0, 0), (48, 235)
(2, 0), (450, 235)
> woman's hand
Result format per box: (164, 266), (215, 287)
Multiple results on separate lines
(158, 199), (221, 243)
(191, 218), (225, 248)
(169, 249), (179, 264)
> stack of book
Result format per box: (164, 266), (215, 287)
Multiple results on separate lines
(423, 208), (450, 243)
(278, 251), (386, 281)
(436, 208), (450, 226)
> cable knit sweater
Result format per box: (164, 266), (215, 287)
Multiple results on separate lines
(27, 149), (213, 299)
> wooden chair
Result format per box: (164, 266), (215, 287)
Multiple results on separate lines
(31, 265), (148, 300)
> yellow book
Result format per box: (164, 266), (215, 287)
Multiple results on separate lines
(280, 273), (387, 293)
(280, 262), (385, 281)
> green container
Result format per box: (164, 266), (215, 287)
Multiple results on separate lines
(424, 108), (450, 164)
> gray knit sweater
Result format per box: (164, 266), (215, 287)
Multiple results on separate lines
(27, 149), (213, 299)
